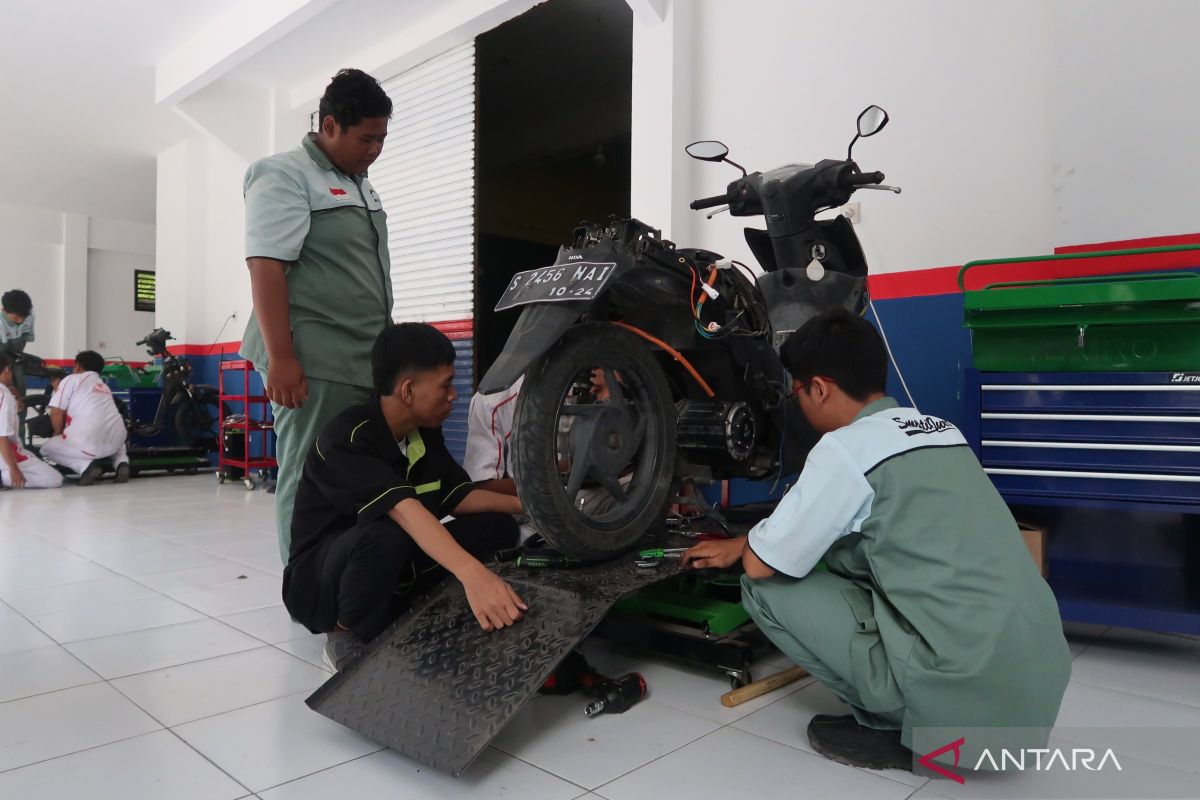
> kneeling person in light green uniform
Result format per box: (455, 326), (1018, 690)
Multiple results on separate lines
(684, 309), (1070, 772)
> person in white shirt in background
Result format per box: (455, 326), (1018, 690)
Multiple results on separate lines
(465, 369), (631, 545)
(40, 350), (130, 486)
(464, 375), (537, 543)
(0, 352), (62, 489)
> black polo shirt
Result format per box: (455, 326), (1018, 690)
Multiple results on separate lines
(287, 394), (475, 567)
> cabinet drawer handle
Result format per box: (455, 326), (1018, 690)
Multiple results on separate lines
(986, 468), (1200, 483)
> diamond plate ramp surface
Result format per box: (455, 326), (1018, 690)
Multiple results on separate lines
(305, 537), (684, 776)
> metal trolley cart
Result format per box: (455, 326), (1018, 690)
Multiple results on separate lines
(218, 359), (276, 490)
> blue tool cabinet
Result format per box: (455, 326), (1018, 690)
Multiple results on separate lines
(962, 370), (1200, 634)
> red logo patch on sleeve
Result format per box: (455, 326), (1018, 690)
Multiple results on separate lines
(329, 188), (347, 196)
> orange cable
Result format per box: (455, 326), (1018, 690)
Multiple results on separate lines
(613, 321), (716, 398)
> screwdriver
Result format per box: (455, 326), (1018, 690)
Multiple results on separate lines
(637, 547), (689, 559)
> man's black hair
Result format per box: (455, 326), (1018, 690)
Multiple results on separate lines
(779, 308), (888, 402)
(2, 289), (32, 316)
(319, 68), (393, 131)
(74, 350), (105, 375)
(0, 352), (10, 374)
(371, 323), (456, 395)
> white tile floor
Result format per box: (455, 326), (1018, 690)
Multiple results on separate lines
(1, 475), (1198, 799)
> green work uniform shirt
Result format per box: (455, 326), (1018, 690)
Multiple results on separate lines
(239, 134), (392, 387)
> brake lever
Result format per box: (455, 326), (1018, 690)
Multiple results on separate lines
(858, 184), (902, 194)
(705, 205), (731, 219)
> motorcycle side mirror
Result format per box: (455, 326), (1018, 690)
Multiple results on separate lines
(857, 105), (889, 138)
(685, 140), (748, 176)
(847, 105), (889, 159)
(685, 140), (730, 161)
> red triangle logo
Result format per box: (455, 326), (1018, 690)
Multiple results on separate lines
(918, 737), (966, 784)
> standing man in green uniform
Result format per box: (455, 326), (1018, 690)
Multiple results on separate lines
(684, 309), (1070, 773)
(240, 69), (394, 562)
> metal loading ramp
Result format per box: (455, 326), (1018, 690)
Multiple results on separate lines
(305, 535), (685, 776)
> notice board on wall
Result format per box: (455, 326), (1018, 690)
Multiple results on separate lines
(134, 269), (156, 312)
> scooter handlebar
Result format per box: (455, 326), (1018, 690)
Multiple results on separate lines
(840, 169), (888, 188)
(841, 170), (885, 188)
(690, 193), (730, 210)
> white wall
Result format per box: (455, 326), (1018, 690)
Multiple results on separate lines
(86, 249), (156, 360)
(676, 0), (1056, 276)
(0, 204), (64, 359)
(1, 204), (154, 360)
(155, 135), (251, 350)
(1050, 0), (1200, 247)
(674, 0), (1199, 276)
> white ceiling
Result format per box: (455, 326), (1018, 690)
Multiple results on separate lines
(0, 0), (245, 223)
(1, 0), (628, 226)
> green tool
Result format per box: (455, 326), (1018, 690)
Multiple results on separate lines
(516, 553), (581, 568)
(637, 547), (689, 559)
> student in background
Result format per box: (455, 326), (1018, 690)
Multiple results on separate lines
(0, 352), (62, 489)
(40, 351), (130, 485)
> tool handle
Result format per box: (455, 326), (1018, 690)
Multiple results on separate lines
(720, 666), (808, 708)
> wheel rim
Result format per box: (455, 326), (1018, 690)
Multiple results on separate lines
(552, 362), (664, 527)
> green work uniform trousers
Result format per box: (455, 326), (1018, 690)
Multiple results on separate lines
(741, 570), (906, 731)
(268, 375), (371, 563)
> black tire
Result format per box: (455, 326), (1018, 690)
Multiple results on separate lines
(512, 323), (677, 561)
(174, 393), (223, 448)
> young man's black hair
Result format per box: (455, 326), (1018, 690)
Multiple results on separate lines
(0, 351), (10, 374)
(74, 350), (106, 375)
(319, 68), (393, 131)
(2, 289), (32, 317)
(779, 308), (888, 402)
(370, 322), (456, 395)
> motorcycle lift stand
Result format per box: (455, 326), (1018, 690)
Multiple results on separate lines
(306, 531), (695, 777)
(593, 571), (771, 690)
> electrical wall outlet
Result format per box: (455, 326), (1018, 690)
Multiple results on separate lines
(841, 202), (861, 224)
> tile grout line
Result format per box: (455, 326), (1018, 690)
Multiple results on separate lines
(730, 725), (930, 792)
(104, 676), (323, 796)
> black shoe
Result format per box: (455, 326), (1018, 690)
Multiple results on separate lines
(78, 463), (104, 487)
(114, 463), (131, 484)
(807, 714), (912, 771)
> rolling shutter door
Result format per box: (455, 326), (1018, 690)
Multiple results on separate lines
(374, 42), (476, 459)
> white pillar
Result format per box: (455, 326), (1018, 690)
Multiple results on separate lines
(61, 213), (89, 356)
(629, 0), (692, 241)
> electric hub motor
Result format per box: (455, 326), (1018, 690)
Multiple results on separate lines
(675, 400), (756, 464)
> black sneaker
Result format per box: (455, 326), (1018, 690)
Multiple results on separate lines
(807, 714), (913, 771)
(322, 630), (366, 671)
(114, 463), (131, 484)
(78, 463), (104, 486)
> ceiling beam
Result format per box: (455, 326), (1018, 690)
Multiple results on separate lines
(285, 0), (541, 110)
(156, 0), (340, 106)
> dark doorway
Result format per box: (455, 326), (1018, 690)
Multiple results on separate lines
(474, 0), (633, 381)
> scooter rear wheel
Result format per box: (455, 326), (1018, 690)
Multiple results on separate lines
(512, 323), (677, 561)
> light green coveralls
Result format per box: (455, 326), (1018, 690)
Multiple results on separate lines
(741, 398), (1071, 766)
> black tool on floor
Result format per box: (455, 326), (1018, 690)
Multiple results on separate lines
(539, 650), (648, 717)
(583, 673), (647, 717)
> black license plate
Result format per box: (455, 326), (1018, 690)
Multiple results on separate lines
(494, 261), (618, 312)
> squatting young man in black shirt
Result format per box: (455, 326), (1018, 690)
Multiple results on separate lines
(283, 322), (525, 670)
